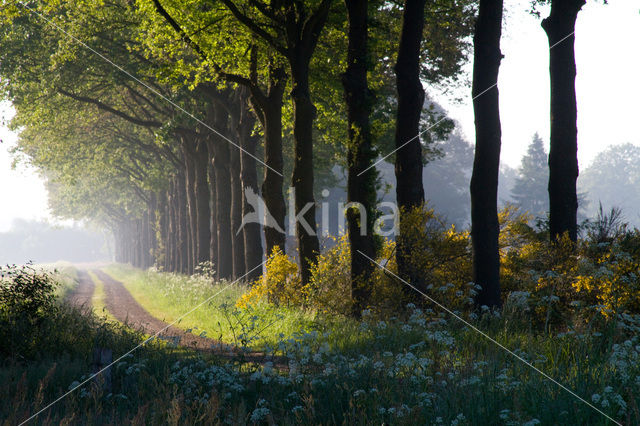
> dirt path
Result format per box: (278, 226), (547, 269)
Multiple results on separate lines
(64, 270), (95, 308)
(91, 270), (283, 366)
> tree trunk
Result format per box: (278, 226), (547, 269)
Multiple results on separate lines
(542, 0), (584, 243)
(208, 159), (218, 267)
(394, 0), (427, 293)
(230, 129), (247, 279)
(210, 107), (233, 280)
(194, 137), (212, 266)
(176, 172), (190, 274)
(252, 68), (287, 258)
(182, 138), (197, 274)
(470, 0), (504, 308)
(239, 90), (264, 281)
(343, 0), (377, 317)
(290, 58), (320, 285)
(167, 185), (177, 271)
(148, 194), (158, 268)
(157, 190), (169, 271)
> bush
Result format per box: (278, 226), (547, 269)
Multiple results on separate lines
(237, 248), (302, 309)
(395, 206), (474, 313)
(0, 264), (60, 358)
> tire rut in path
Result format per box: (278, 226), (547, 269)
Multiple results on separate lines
(64, 270), (95, 308)
(91, 270), (282, 366)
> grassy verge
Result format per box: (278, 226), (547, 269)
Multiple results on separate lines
(87, 270), (120, 323)
(4, 264), (638, 424)
(102, 264), (319, 349)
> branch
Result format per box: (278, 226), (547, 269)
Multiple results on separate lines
(301, 0), (333, 54)
(219, 0), (288, 56)
(151, 0), (208, 59)
(57, 89), (162, 128)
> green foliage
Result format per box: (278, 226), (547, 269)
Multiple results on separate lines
(0, 264), (59, 358)
(500, 205), (640, 329)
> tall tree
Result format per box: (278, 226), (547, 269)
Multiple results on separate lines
(511, 133), (549, 218)
(148, 0), (288, 260)
(343, 0), (377, 317)
(542, 0), (585, 242)
(393, 0), (428, 294)
(469, 0), (504, 308)
(220, 0), (333, 285)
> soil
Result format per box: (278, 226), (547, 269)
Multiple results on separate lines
(65, 269), (283, 366)
(64, 270), (95, 308)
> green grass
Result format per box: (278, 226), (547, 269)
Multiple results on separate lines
(3, 264), (639, 424)
(102, 264), (319, 349)
(87, 270), (120, 323)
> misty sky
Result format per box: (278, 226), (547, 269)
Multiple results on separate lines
(1, 0), (639, 231)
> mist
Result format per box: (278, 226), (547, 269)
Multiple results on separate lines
(0, 219), (110, 265)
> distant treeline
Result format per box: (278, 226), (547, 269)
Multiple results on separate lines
(0, 220), (109, 264)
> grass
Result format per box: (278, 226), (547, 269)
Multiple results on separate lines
(87, 270), (120, 323)
(102, 264), (319, 349)
(2, 264), (639, 424)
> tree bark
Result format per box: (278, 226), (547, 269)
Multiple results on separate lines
(250, 65), (287, 259)
(394, 0), (427, 293)
(167, 184), (177, 271)
(194, 137), (212, 266)
(229, 119), (247, 280)
(343, 0), (377, 317)
(208, 159), (218, 267)
(210, 106), (234, 280)
(470, 0), (504, 309)
(182, 137), (198, 274)
(239, 89), (264, 281)
(542, 0), (584, 243)
(290, 58), (320, 286)
(176, 172), (190, 274)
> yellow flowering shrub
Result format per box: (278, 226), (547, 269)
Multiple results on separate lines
(307, 235), (352, 315)
(395, 205), (474, 312)
(368, 238), (406, 315)
(306, 235), (404, 316)
(574, 244), (640, 317)
(236, 248), (302, 309)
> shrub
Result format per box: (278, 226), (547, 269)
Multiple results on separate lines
(0, 264), (60, 358)
(307, 235), (352, 315)
(395, 206), (474, 313)
(237, 248), (302, 308)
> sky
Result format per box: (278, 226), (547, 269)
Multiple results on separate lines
(440, 0), (640, 168)
(0, 102), (50, 232)
(1, 0), (639, 231)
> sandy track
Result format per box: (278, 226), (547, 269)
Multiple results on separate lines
(64, 270), (95, 308)
(90, 270), (283, 366)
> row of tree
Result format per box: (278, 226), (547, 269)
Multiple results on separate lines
(0, 0), (586, 311)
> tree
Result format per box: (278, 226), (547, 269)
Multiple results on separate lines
(219, 0), (334, 285)
(542, 0), (586, 242)
(390, 0), (474, 292)
(470, 0), (504, 309)
(144, 0), (287, 273)
(393, 0), (428, 290)
(511, 133), (548, 218)
(342, 0), (377, 317)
